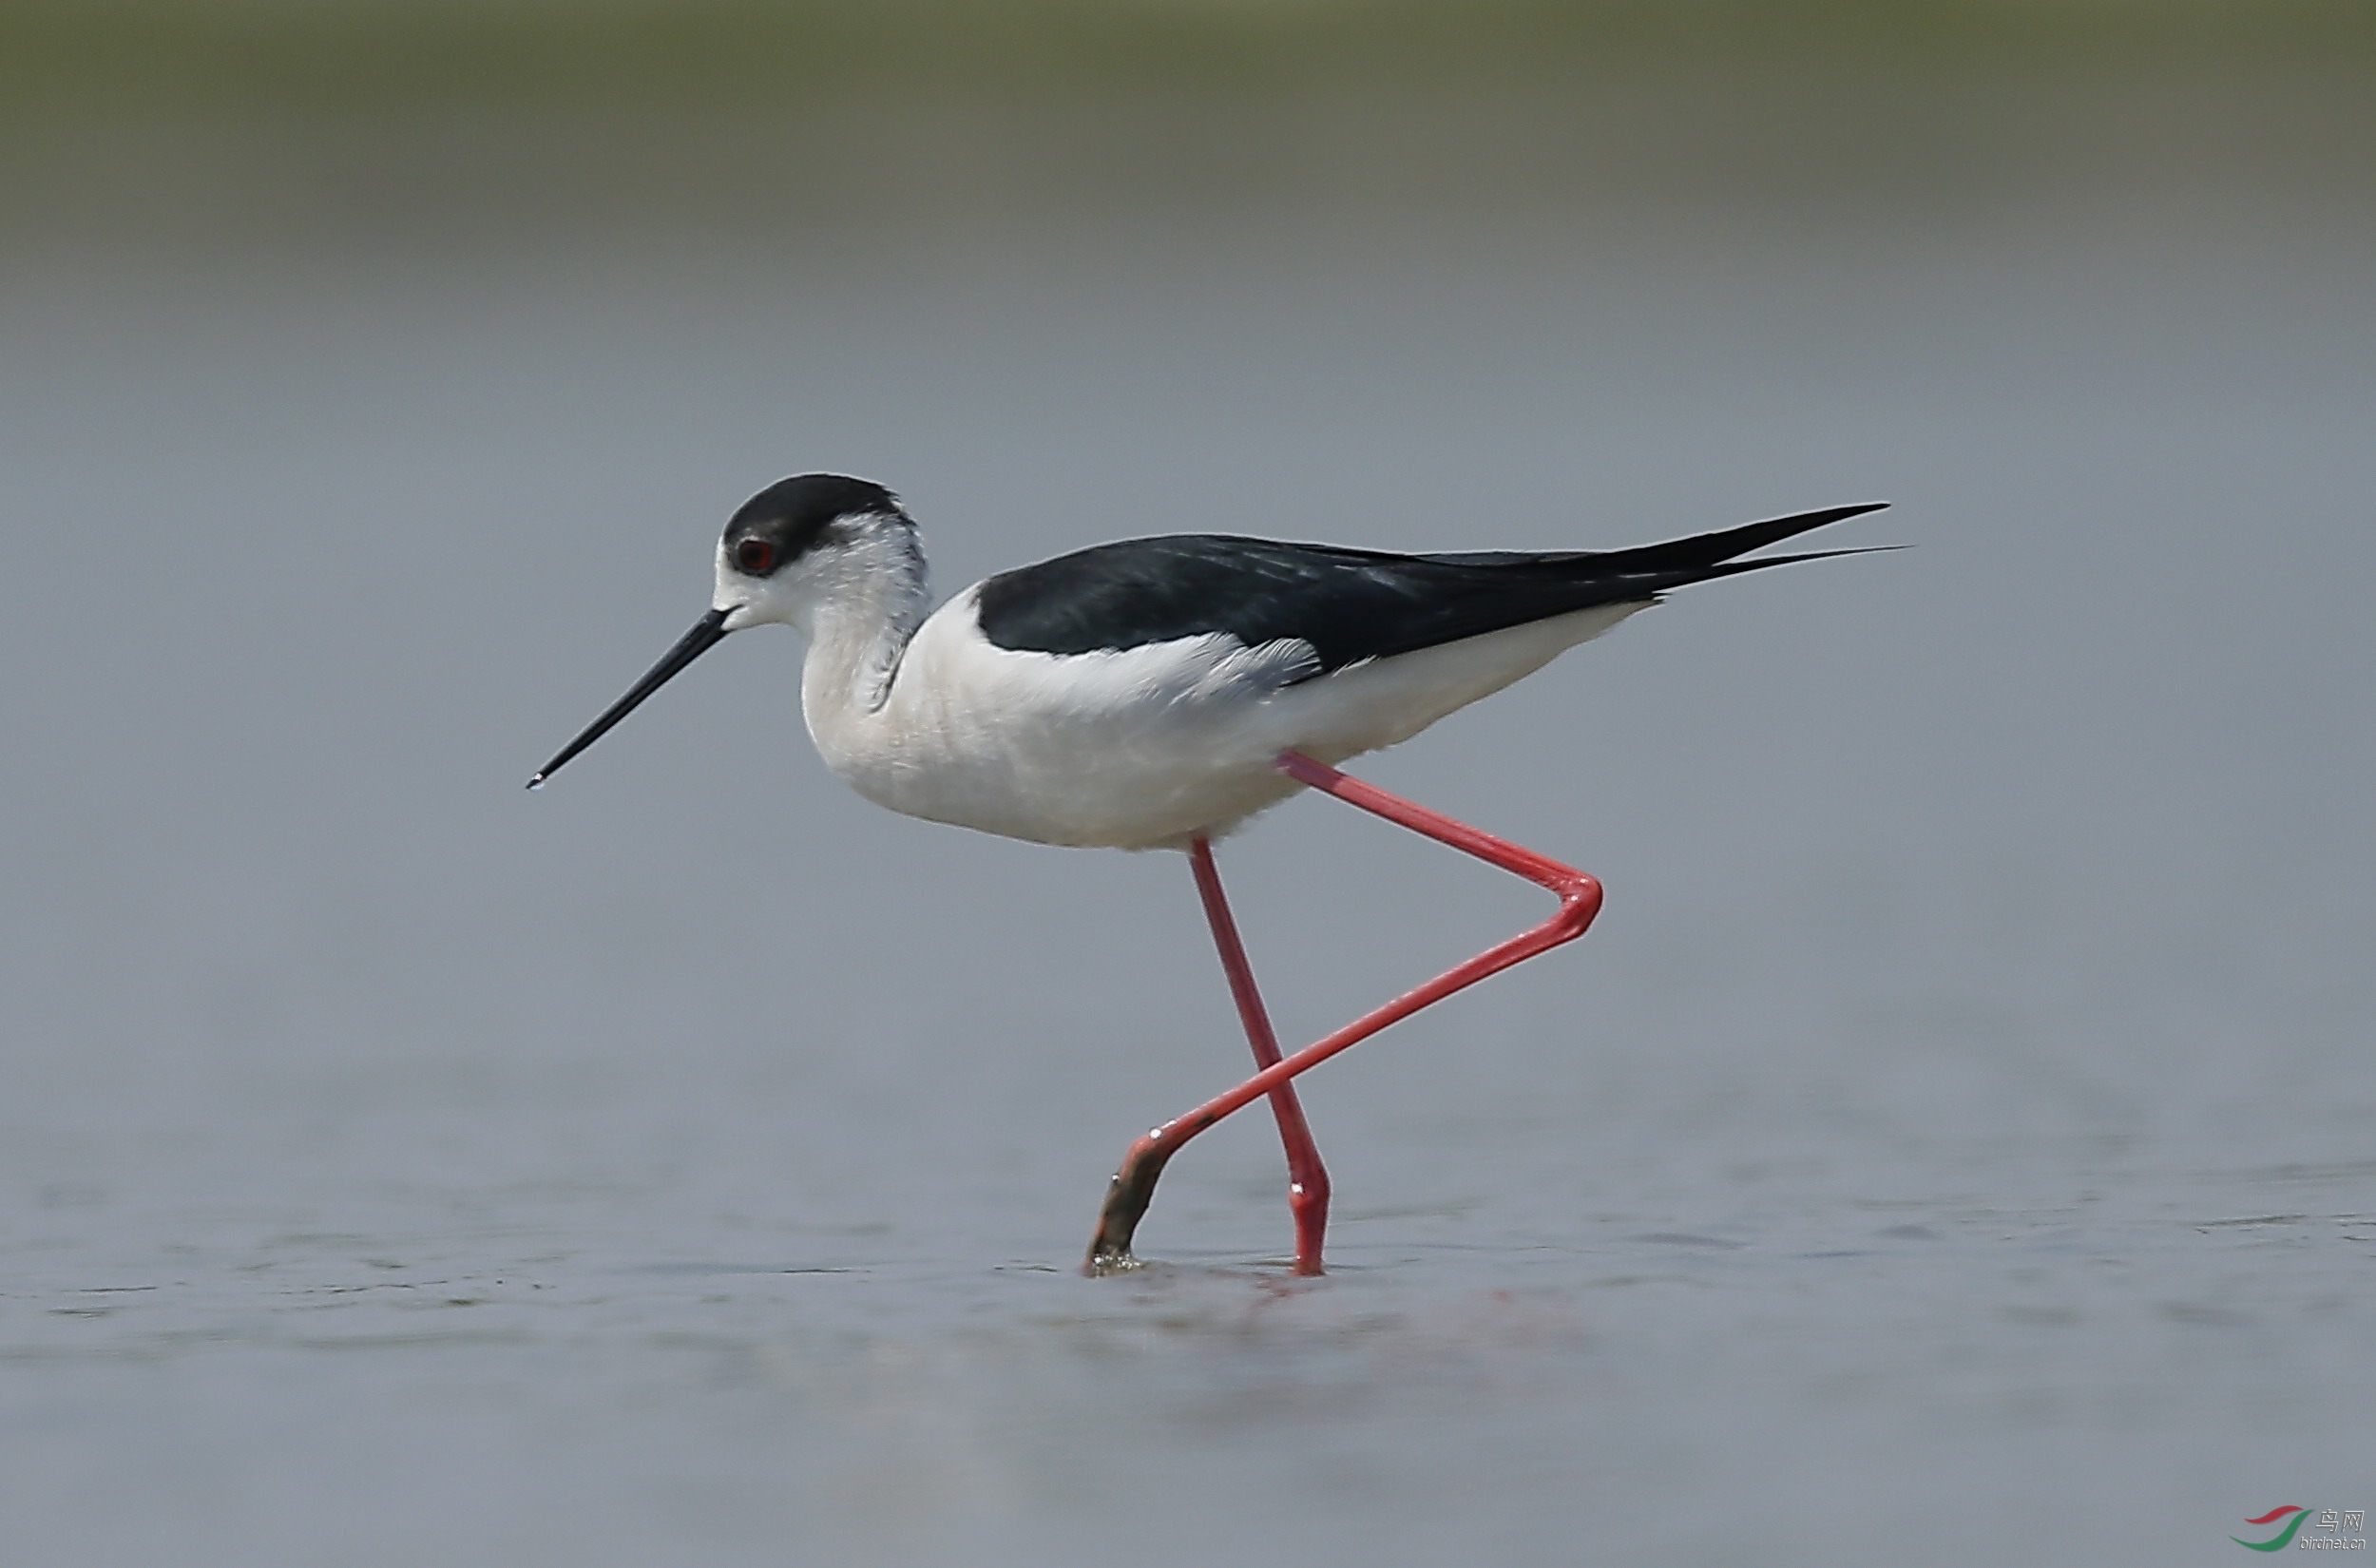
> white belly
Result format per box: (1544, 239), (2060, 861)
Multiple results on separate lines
(805, 595), (1649, 850)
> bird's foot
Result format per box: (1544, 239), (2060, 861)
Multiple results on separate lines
(1083, 1128), (1178, 1276)
(1083, 1247), (1146, 1277)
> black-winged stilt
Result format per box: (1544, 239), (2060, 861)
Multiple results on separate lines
(529, 474), (1887, 1274)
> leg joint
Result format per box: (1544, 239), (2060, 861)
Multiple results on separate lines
(1544, 873), (1603, 941)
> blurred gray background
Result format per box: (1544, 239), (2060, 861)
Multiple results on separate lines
(2, 3), (2372, 1564)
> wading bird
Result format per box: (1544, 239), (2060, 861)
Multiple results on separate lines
(530, 475), (1885, 1274)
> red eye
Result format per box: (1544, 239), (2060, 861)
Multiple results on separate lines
(734, 538), (776, 574)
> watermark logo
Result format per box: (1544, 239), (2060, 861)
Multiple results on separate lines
(2234, 1508), (2366, 1552)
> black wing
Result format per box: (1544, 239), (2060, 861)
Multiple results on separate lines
(974, 502), (1887, 676)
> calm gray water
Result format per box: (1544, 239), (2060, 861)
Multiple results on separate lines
(3, 208), (2373, 1564)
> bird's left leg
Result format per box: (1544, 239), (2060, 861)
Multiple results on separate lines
(1085, 751), (1601, 1274)
(1188, 835), (1332, 1275)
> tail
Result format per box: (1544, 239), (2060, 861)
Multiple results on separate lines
(1579, 501), (1892, 575)
(1421, 501), (1894, 596)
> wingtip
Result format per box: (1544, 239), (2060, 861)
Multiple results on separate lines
(1791, 500), (1891, 528)
(1682, 539), (1905, 590)
(1772, 542), (1906, 564)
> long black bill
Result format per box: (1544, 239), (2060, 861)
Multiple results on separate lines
(527, 607), (732, 789)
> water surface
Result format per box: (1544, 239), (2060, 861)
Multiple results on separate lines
(2, 208), (2372, 1564)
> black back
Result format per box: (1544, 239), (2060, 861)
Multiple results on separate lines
(974, 503), (1886, 675)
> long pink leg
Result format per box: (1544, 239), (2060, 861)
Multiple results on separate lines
(1188, 835), (1332, 1275)
(1086, 751), (1603, 1274)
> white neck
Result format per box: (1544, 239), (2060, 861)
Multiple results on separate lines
(790, 516), (932, 736)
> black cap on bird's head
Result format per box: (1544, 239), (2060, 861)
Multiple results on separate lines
(720, 474), (905, 578)
(527, 473), (904, 789)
